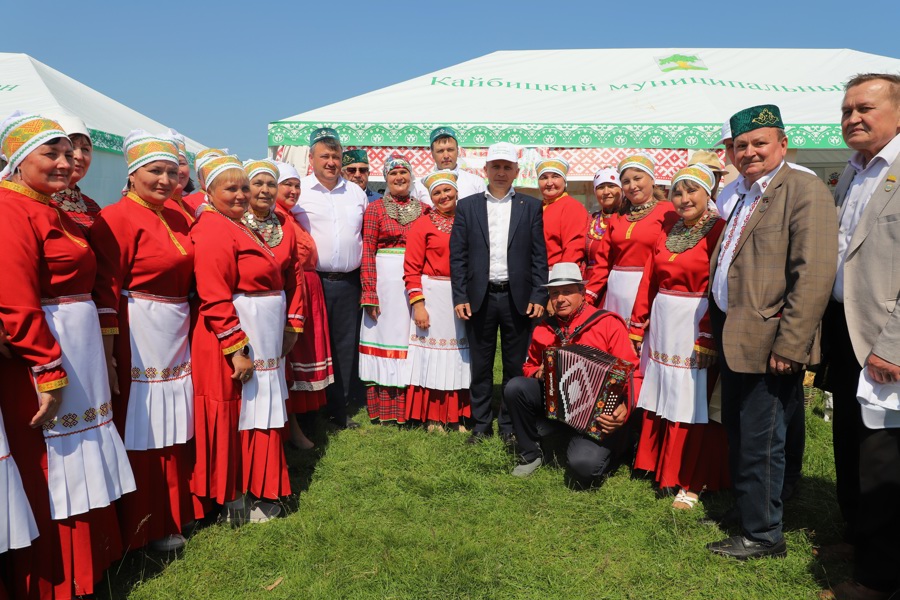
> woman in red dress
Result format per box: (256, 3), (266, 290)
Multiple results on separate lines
(274, 161), (332, 450)
(404, 171), (471, 432)
(49, 114), (101, 236)
(91, 131), (196, 551)
(536, 157), (589, 270)
(190, 156), (302, 524)
(359, 155), (428, 424)
(629, 165), (730, 508)
(584, 167), (623, 283)
(180, 147), (226, 217)
(586, 155), (678, 321)
(0, 112), (134, 598)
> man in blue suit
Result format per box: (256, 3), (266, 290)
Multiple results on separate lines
(450, 142), (548, 444)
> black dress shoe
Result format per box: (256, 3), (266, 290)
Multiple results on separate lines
(465, 431), (492, 445)
(707, 535), (787, 560)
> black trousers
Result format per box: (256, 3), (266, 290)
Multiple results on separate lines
(466, 290), (532, 435)
(711, 302), (803, 545)
(319, 270), (363, 425)
(822, 301), (900, 593)
(505, 377), (626, 486)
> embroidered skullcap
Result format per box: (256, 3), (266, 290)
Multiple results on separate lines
(274, 161), (301, 184)
(429, 126), (458, 145)
(688, 150), (726, 174)
(0, 111), (69, 180)
(194, 148), (226, 189)
(243, 158), (279, 182)
(423, 170), (458, 194)
(123, 130), (178, 175)
(199, 155), (244, 190)
(342, 149), (368, 167)
(617, 154), (655, 178)
(382, 154), (414, 180)
(167, 129), (188, 160)
(536, 157), (569, 180)
(52, 113), (91, 144)
(592, 167), (621, 188)
(309, 127), (340, 146)
(671, 164), (716, 197)
(729, 104), (784, 139)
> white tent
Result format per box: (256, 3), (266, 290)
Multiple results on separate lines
(270, 48), (900, 197)
(0, 53), (206, 205)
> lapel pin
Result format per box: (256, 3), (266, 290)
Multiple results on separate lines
(886, 175), (897, 192)
(759, 197), (770, 213)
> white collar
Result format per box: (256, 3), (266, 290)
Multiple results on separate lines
(737, 161), (785, 197)
(849, 133), (900, 173)
(486, 187), (514, 202)
(310, 175), (347, 193)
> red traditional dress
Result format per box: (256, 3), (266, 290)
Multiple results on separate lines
(91, 192), (196, 549)
(190, 206), (302, 504)
(403, 211), (471, 425)
(276, 202), (332, 413)
(630, 216), (729, 492)
(542, 193), (589, 269)
(586, 201), (678, 321)
(0, 181), (134, 599)
(181, 190), (206, 218)
(167, 192), (197, 225)
(49, 186), (102, 237)
(359, 195), (427, 423)
(584, 211), (615, 282)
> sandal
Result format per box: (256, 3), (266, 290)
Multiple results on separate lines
(672, 488), (700, 510)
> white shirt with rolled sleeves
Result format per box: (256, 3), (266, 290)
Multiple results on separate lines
(486, 188), (514, 283)
(712, 162), (785, 313)
(413, 168), (487, 207)
(716, 162), (816, 219)
(833, 133), (900, 302)
(291, 174), (367, 273)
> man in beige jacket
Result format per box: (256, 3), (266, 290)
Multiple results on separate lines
(706, 104), (838, 560)
(820, 73), (900, 600)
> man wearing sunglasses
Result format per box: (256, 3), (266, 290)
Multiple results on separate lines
(342, 149), (381, 203)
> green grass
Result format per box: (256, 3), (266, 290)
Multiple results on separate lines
(99, 373), (848, 599)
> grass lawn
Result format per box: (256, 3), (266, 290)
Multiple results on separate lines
(99, 365), (849, 599)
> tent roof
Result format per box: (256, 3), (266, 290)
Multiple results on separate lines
(0, 53), (205, 155)
(270, 48), (900, 150)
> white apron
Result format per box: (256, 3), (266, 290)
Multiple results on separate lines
(407, 275), (471, 391)
(233, 291), (289, 431)
(359, 250), (413, 387)
(123, 291), (193, 451)
(637, 289), (710, 424)
(0, 408), (38, 552)
(604, 266), (644, 323)
(40, 295), (135, 520)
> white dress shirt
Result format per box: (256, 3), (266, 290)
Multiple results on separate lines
(833, 133), (900, 302)
(291, 174), (367, 273)
(712, 162), (785, 312)
(413, 167), (487, 207)
(486, 187), (514, 282)
(716, 162), (815, 219)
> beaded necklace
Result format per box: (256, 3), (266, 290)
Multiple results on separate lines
(429, 210), (454, 234)
(383, 193), (422, 225)
(1, 180), (87, 249)
(51, 187), (88, 214)
(626, 198), (658, 222)
(242, 209), (284, 248)
(126, 193), (188, 256)
(204, 204), (275, 258)
(665, 210), (720, 254)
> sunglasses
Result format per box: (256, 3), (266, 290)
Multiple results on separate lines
(344, 167), (369, 174)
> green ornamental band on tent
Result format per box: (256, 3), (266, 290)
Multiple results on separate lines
(0, 52), (207, 205)
(268, 47), (900, 193)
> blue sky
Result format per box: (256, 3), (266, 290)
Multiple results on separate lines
(3, 0), (897, 158)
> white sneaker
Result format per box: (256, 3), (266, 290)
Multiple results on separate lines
(149, 534), (186, 552)
(248, 501), (281, 523)
(512, 456), (543, 478)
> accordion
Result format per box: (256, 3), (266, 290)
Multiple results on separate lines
(542, 344), (635, 442)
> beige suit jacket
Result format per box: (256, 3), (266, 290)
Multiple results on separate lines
(834, 154), (900, 366)
(710, 164), (838, 373)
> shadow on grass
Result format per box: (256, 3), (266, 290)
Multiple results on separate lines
(98, 408), (340, 599)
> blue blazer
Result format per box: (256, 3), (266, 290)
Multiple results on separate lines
(450, 190), (548, 315)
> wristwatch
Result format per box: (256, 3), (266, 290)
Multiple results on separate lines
(239, 344), (251, 357)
